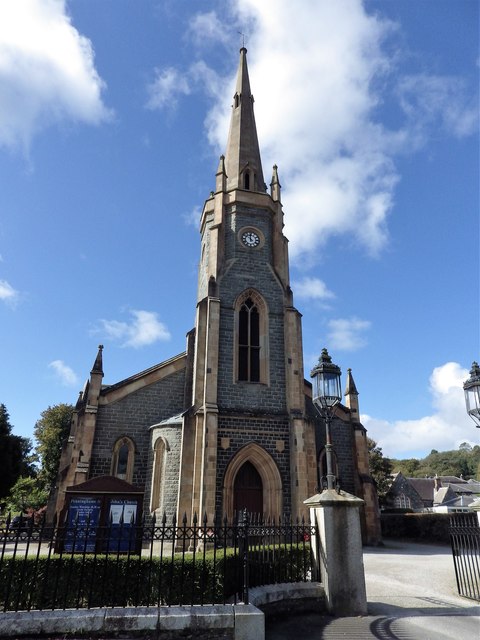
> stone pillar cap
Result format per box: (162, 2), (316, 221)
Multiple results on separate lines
(304, 489), (365, 507)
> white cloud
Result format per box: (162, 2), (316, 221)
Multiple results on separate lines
(327, 317), (371, 351)
(293, 277), (335, 301)
(0, 279), (19, 306)
(96, 309), (171, 348)
(362, 362), (476, 458)
(397, 74), (478, 142)
(183, 0), (476, 263)
(183, 205), (202, 228)
(146, 60), (222, 112)
(49, 359), (78, 386)
(188, 11), (231, 47)
(146, 67), (191, 110)
(0, 0), (112, 152)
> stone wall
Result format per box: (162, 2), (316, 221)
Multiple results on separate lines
(216, 205), (287, 413)
(90, 368), (186, 515)
(216, 413), (291, 518)
(314, 416), (356, 496)
(150, 424), (183, 521)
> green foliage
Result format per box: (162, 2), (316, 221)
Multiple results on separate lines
(5, 477), (49, 514)
(367, 437), (393, 501)
(380, 513), (451, 543)
(391, 444), (480, 480)
(0, 545), (311, 611)
(34, 403), (74, 489)
(0, 404), (31, 502)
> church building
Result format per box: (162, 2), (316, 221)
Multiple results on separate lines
(52, 48), (381, 544)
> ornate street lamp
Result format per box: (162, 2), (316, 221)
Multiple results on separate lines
(311, 348), (342, 491)
(464, 361), (480, 428)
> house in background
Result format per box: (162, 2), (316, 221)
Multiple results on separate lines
(432, 477), (480, 513)
(385, 473), (480, 513)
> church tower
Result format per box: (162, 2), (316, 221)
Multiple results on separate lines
(179, 48), (316, 522)
(51, 47), (380, 543)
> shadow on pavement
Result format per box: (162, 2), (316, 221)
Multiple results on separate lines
(265, 598), (480, 640)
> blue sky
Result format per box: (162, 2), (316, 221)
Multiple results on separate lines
(0, 0), (478, 460)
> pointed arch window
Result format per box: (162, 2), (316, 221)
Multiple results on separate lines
(150, 437), (168, 513)
(244, 172), (250, 190)
(235, 290), (269, 384)
(111, 437), (135, 483)
(239, 298), (260, 381)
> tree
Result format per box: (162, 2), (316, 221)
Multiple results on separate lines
(34, 404), (74, 489)
(367, 437), (393, 502)
(391, 458), (420, 476)
(6, 476), (49, 514)
(0, 404), (30, 501)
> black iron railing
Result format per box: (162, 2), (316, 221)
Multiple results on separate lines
(449, 512), (480, 601)
(0, 511), (316, 612)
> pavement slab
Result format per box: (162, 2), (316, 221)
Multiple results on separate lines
(266, 540), (480, 640)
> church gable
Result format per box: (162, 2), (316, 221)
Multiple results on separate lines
(90, 365), (187, 494)
(99, 352), (187, 405)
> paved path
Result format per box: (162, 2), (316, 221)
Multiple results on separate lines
(266, 540), (480, 640)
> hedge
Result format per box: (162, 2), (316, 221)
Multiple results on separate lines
(381, 512), (451, 543)
(0, 544), (311, 611)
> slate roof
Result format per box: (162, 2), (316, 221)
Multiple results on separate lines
(407, 478), (434, 502)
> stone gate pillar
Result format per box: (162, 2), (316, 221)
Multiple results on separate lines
(305, 489), (367, 616)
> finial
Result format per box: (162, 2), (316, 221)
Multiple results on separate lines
(237, 31), (246, 49)
(320, 348), (332, 363)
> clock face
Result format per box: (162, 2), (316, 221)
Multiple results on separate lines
(242, 231), (260, 247)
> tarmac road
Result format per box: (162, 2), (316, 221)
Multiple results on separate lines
(266, 540), (480, 640)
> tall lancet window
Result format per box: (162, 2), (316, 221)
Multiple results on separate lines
(150, 437), (167, 513)
(239, 298), (260, 381)
(111, 437), (134, 482)
(236, 290), (268, 383)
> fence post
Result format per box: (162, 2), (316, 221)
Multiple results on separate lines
(239, 509), (250, 604)
(305, 490), (367, 616)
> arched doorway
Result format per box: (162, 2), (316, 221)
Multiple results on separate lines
(233, 461), (263, 516)
(223, 443), (282, 520)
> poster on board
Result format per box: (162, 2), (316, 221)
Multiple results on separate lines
(106, 498), (138, 552)
(64, 497), (101, 552)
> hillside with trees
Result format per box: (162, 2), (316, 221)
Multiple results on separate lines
(367, 437), (480, 503)
(390, 443), (480, 480)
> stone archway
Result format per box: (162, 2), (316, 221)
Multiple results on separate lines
(223, 443), (282, 520)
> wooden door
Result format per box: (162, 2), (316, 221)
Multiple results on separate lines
(233, 461), (263, 517)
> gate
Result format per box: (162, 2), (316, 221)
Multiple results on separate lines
(449, 512), (480, 601)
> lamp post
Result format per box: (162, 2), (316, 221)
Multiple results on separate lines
(311, 348), (342, 491)
(464, 361), (480, 428)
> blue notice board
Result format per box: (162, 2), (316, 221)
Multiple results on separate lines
(106, 499), (138, 552)
(64, 497), (101, 552)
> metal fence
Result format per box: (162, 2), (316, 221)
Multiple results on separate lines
(0, 511), (316, 612)
(449, 512), (480, 601)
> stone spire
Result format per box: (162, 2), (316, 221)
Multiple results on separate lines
(90, 344), (104, 375)
(344, 368), (359, 417)
(270, 164), (281, 202)
(224, 48), (266, 193)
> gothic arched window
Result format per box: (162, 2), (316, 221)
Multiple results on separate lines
(244, 172), (250, 190)
(111, 437), (134, 483)
(150, 438), (167, 513)
(235, 290), (268, 384)
(239, 298), (259, 381)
